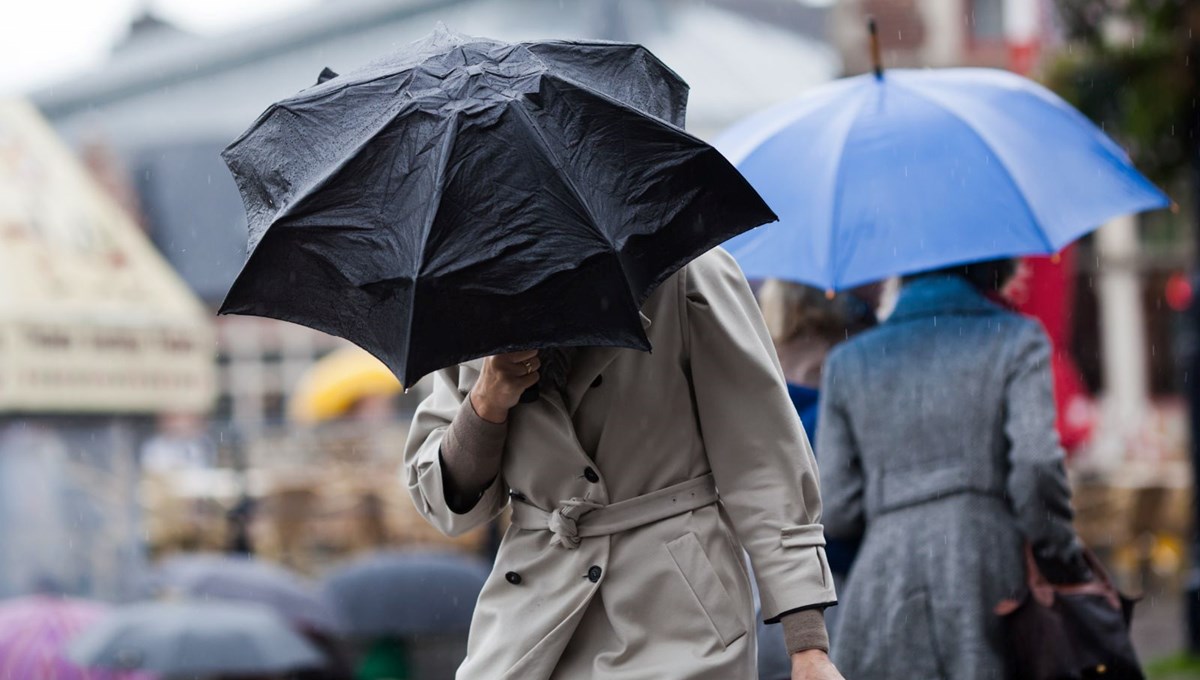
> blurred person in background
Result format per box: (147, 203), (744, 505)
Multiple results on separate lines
(753, 280), (878, 680)
(140, 413), (217, 473)
(353, 638), (411, 680)
(817, 259), (1092, 679)
(405, 250), (843, 680)
(759, 280), (880, 434)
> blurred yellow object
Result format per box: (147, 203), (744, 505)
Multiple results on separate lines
(289, 346), (402, 423)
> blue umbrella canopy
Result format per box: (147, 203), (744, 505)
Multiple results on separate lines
(321, 551), (490, 638)
(67, 600), (325, 677)
(717, 67), (1170, 291)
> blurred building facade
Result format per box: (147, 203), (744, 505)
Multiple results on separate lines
(30, 0), (840, 428)
(830, 0), (1035, 72)
(0, 100), (216, 599)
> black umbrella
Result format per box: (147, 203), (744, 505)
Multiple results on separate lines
(220, 26), (775, 385)
(152, 553), (344, 633)
(68, 600), (325, 677)
(321, 551), (490, 638)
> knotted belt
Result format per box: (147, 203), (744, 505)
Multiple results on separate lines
(509, 473), (719, 550)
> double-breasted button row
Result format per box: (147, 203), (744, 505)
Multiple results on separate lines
(583, 466), (600, 483)
(505, 566), (603, 586)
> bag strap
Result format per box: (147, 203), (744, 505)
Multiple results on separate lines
(1022, 543), (1121, 610)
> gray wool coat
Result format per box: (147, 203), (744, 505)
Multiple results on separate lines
(817, 275), (1081, 680)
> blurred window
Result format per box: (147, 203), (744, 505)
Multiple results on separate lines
(263, 392), (286, 425)
(969, 0), (1005, 41)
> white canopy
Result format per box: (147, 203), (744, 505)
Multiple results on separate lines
(0, 99), (215, 413)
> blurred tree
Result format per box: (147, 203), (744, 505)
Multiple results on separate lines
(1046, 0), (1200, 654)
(1046, 0), (1192, 185)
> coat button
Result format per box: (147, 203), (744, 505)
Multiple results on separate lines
(587, 566), (602, 583)
(583, 467), (600, 483)
(591, 375), (603, 388)
(505, 571), (522, 585)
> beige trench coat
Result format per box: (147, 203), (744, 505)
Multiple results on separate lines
(404, 248), (836, 679)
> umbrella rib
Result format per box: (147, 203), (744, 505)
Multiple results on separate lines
(718, 77), (862, 167)
(507, 102), (615, 253)
(888, 80), (1054, 253)
(235, 99), (416, 256)
(826, 87), (874, 289)
(405, 111), (463, 376)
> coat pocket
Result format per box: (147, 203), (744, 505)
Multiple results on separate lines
(665, 532), (747, 647)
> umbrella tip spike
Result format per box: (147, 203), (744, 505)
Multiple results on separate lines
(867, 16), (883, 81)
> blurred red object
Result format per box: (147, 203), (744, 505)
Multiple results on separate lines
(1006, 247), (1095, 455)
(1166, 273), (1192, 312)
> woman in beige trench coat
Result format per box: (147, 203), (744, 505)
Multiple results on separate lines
(404, 248), (843, 680)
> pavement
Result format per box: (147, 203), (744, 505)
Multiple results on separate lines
(1134, 587), (1196, 678)
(1135, 590), (1185, 660)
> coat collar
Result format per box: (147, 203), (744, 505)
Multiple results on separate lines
(563, 312), (652, 415)
(887, 275), (1004, 323)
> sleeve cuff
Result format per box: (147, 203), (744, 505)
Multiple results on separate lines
(435, 397), (508, 519)
(780, 608), (829, 654)
(443, 396), (508, 460)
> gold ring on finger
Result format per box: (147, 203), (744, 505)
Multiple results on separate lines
(523, 360), (533, 375)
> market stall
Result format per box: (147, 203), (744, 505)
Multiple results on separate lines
(0, 99), (216, 599)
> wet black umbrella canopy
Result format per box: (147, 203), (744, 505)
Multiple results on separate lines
(221, 26), (776, 386)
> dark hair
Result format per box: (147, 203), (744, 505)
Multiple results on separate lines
(903, 258), (1018, 293)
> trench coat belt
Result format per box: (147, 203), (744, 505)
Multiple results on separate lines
(509, 473), (719, 550)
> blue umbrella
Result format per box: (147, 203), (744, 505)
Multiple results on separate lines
(716, 67), (1170, 290)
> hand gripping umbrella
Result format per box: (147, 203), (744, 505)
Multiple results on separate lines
(220, 26), (776, 386)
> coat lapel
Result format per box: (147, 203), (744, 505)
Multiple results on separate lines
(563, 312), (652, 416)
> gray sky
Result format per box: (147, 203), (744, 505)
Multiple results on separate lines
(2, 0), (318, 94)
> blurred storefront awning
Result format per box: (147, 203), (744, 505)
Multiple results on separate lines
(0, 99), (215, 414)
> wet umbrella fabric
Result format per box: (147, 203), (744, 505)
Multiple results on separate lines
(0, 597), (146, 680)
(220, 27), (776, 386)
(67, 600), (324, 677)
(321, 551), (490, 638)
(152, 553), (343, 633)
(717, 68), (1169, 291)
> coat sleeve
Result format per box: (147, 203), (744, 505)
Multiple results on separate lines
(1004, 321), (1081, 561)
(815, 348), (866, 539)
(403, 364), (509, 537)
(683, 249), (837, 622)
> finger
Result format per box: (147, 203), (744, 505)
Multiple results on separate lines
(515, 371), (540, 390)
(500, 349), (539, 362)
(498, 355), (540, 377)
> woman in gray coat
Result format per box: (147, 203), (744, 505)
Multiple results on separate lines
(817, 260), (1090, 680)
